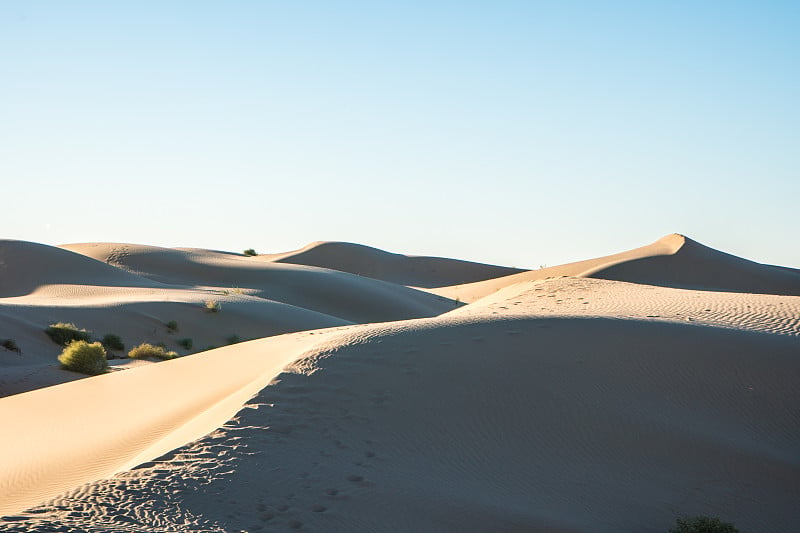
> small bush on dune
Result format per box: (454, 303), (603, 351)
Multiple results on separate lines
(204, 300), (221, 313)
(669, 516), (741, 533)
(1, 339), (21, 354)
(128, 343), (178, 360)
(58, 341), (108, 375)
(101, 333), (124, 352)
(177, 337), (193, 350)
(243, 248), (257, 256)
(226, 334), (241, 345)
(166, 320), (178, 332)
(45, 323), (91, 346)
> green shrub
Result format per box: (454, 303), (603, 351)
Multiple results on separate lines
(45, 323), (91, 346)
(128, 343), (178, 360)
(101, 333), (124, 352)
(177, 337), (193, 350)
(165, 320), (178, 332)
(204, 300), (221, 313)
(1, 339), (21, 354)
(243, 248), (257, 256)
(226, 334), (241, 345)
(669, 516), (740, 533)
(58, 341), (108, 375)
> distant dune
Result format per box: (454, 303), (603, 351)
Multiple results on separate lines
(0, 235), (797, 532)
(259, 241), (526, 287)
(62, 242), (456, 323)
(0, 240), (160, 298)
(431, 233), (800, 302)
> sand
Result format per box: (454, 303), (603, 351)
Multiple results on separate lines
(0, 235), (797, 532)
(429, 233), (800, 302)
(259, 241), (526, 288)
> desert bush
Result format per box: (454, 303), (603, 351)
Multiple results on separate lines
(58, 341), (108, 375)
(669, 516), (740, 533)
(243, 248), (257, 256)
(1, 339), (21, 354)
(204, 300), (221, 313)
(165, 320), (178, 332)
(101, 333), (124, 352)
(177, 337), (193, 350)
(226, 334), (241, 345)
(128, 343), (178, 360)
(45, 323), (91, 346)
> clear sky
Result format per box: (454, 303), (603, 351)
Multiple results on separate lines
(1, 1), (798, 268)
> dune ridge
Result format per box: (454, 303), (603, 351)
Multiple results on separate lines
(61, 242), (456, 323)
(0, 234), (798, 531)
(259, 240), (527, 287)
(0, 240), (161, 298)
(431, 233), (800, 302)
(1, 280), (797, 531)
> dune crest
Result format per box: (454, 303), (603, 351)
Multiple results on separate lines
(587, 234), (800, 294)
(1, 276), (798, 531)
(430, 233), (800, 302)
(1, 235), (798, 531)
(259, 240), (526, 288)
(61, 242), (456, 323)
(0, 240), (159, 298)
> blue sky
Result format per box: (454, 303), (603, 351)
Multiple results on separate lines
(1, 1), (798, 268)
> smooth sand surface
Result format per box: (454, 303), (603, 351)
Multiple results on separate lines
(0, 235), (797, 532)
(260, 241), (526, 288)
(61, 242), (456, 323)
(1, 240), (457, 396)
(430, 233), (800, 302)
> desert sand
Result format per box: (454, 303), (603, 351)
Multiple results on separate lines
(0, 235), (797, 532)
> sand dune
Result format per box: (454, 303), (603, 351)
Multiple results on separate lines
(259, 240), (526, 288)
(1, 235), (798, 532)
(0, 287), (348, 396)
(0, 239), (361, 396)
(0, 240), (160, 298)
(431, 233), (800, 302)
(62, 242), (457, 323)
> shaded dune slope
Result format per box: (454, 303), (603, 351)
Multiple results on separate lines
(261, 241), (526, 288)
(1, 311), (797, 532)
(62, 243), (456, 323)
(0, 241), (352, 396)
(0, 240), (159, 298)
(1, 236), (797, 532)
(588, 234), (800, 294)
(432, 234), (800, 302)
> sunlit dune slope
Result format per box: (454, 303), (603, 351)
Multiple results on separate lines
(431, 233), (800, 302)
(1, 275), (797, 531)
(62, 243), (456, 323)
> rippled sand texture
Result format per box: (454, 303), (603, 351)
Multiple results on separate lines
(0, 235), (798, 532)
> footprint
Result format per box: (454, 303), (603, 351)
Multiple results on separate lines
(311, 505), (327, 512)
(347, 474), (364, 483)
(287, 519), (303, 529)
